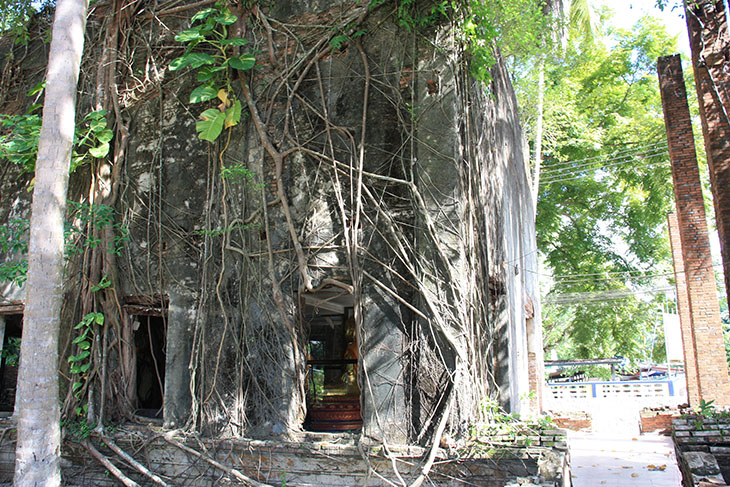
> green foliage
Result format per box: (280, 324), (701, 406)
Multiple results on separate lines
(0, 84), (112, 175)
(65, 202), (129, 256)
(368, 0), (553, 84)
(522, 15), (680, 362)
(72, 110), (113, 172)
(1, 336), (20, 366)
(0, 218), (29, 286)
(169, 0), (255, 142)
(0, 0), (53, 45)
(68, 305), (105, 412)
(220, 163), (264, 189)
(62, 418), (96, 440)
(698, 399), (716, 418)
(0, 202), (127, 289)
(462, 0), (552, 81)
(0, 112), (40, 172)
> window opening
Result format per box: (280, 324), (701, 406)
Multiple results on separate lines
(0, 314), (22, 413)
(301, 287), (361, 432)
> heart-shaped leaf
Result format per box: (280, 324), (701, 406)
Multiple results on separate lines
(169, 53), (215, 71)
(89, 142), (110, 159)
(228, 54), (255, 70)
(175, 27), (204, 43)
(220, 38), (248, 46)
(196, 109), (226, 142)
(224, 100), (242, 128)
(191, 7), (216, 22)
(189, 84), (218, 103)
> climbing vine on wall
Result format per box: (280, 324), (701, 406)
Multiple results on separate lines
(170, 0), (255, 142)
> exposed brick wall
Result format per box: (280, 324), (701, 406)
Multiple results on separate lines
(668, 212), (701, 405)
(658, 54), (730, 407)
(551, 412), (592, 432)
(685, 0), (730, 307)
(640, 408), (679, 434)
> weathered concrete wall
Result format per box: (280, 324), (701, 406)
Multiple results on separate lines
(0, 0), (540, 445)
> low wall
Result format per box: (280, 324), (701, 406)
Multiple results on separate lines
(673, 416), (730, 486)
(0, 421), (570, 486)
(548, 411), (592, 432)
(640, 407), (679, 434)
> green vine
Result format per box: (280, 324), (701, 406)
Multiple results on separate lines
(169, 0), (256, 142)
(368, 0), (552, 84)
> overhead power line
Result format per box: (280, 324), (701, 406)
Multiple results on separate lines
(545, 286), (676, 304)
(541, 158), (670, 185)
(542, 142), (668, 176)
(540, 141), (668, 171)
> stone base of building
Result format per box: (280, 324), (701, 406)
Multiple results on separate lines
(0, 420), (570, 486)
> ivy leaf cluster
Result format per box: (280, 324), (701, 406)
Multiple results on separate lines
(169, 0), (255, 143)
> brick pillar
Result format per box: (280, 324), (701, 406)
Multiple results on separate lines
(685, 0), (730, 307)
(525, 298), (543, 413)
(668, 212), (701, 406)
(658, 54), (730, 406)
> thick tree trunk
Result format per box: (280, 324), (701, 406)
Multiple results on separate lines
(13, 0), (88, 484)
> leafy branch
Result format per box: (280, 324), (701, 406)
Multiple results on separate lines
(169, 1), (255, 142)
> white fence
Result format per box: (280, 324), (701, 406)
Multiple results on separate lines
(548, 379), (676, 401)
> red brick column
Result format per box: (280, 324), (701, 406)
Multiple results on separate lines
(658, 54), (730, 406)
(685, 0), (730, 307)
(668, 212), (701, 406)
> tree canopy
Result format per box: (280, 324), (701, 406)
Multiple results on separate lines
(515, 12), (684, 363)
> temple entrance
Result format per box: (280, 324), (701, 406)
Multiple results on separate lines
(301, 287), (362, 432)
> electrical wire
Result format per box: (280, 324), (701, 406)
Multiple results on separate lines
(540, 141), (668, 171)
(540, 161), (670, 184)
(542, 143), (669, 176)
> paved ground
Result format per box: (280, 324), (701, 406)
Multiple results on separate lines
(569, 432), (682, 486)
(563, 397), (683, 486)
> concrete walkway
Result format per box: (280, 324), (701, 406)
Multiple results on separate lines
(569, 431), (683, 486)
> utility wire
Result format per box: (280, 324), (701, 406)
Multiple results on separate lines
(545, 286), (676, 304)
(547, 262), (722, 280)
(541, 148), (670, 180)
(541, 141), (668, 171)
(541, 160), (670, 185)
(542, 144), (669, 176)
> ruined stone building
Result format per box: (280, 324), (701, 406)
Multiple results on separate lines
(0, 0), (542, 447)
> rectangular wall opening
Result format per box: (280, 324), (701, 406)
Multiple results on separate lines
(301, 286), (361, 432)
(125, 295), (168, 419)
(0, 313), (22, 414)
(133, 315), (166, 417)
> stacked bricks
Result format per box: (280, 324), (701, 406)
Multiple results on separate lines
(673, 416), (730, 486)
(640, 407), (680, 434)
(668, 212), (701, 406)
(685, 0), (730, 308)
(674, 416), (730, 452)
(551, 412), (592, 432)
(526, 308), (545, 414)
(658, 54), (730, 407)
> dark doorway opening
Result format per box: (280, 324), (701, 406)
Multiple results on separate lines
(0, 314), (22, 413)
(301, 287), (361, 432)
(133, 315), (166, 417)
